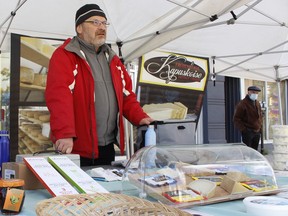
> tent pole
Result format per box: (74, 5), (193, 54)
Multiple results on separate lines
(0, 0), (27, 28)
(0, 0), (27, 51)
(277, 81), (283, 125)
(215, 50), (288, 59)
(214, 58), (275, 81)
(275, 66), (283, 125)
(167, 0), (212, 19)
(216, 40), (288, 75)
(250, 2), (285, 25)
(125, 63), (135, 158)
(124, 0), (241, 62)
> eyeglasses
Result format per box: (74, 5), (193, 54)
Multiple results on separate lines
(84, 20), (110, 27)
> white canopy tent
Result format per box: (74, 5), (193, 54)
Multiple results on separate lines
(1, 0), (287, 81)
(1, 0), (251, 62)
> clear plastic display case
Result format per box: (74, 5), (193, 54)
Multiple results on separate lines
(122, 144), (281, 208)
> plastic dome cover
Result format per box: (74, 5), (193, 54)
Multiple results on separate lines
(121, 144), (279, 208)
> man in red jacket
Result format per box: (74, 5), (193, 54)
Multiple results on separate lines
(45, 4), (153, 166)
(233, 86), (263, 150)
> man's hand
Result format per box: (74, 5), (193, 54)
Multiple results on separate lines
(139, 117), (154, 125)
(55, 138), (73, 154)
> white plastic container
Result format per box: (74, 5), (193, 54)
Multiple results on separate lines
(243, 196), (288, 216)
(144, 125), (156, 146)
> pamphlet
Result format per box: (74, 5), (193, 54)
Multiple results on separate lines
(138, 174), (177, 187)
(192, 175), (223, 185)
(24, 157), (79, 196)
(48, 156), (109, 194)
(240, 179), (277, 192)
(90, 167), (123, 182)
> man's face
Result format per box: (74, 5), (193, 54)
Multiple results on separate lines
(76, 16), (107, 49)
(248, 90), (259, 95)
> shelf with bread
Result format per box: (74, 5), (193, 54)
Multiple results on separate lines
(20, 66), (47, 92)
(19, 109), (52, 154)
(10, 34), (60, 161)
(20, 37), (56, 92)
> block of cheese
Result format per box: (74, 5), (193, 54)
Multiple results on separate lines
(143, 102), (188, 120)
(143, 107), (174, 120)
(226, 171), (250, 182)
(188, 179), (217, 199)
(33, 74), (47, 87)
(20, 66), (34, 84)
(220, 175), (250, 194)
(174, 102), (188, 119)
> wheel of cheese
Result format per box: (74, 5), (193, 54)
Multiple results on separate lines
(26, 111), (36, 118)
(31, 129), (42, 137)
(38, 114), (50, 122)
(33, 111), (43, 119)
(37, 133), (50, 141)
(33, 74), (47, 87)
(20, 66), (35, 84)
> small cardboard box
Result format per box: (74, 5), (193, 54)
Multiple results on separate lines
(2, 162), (44, 190)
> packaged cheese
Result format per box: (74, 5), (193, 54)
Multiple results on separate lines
(188, 179), (217, 199)
(143, 102), (188, 120)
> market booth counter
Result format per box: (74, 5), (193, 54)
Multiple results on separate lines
(11, 144), (288, 215)
(122, 144), (282, 209)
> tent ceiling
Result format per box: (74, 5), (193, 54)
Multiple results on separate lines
(161, 0), (288, 82)
(1, 0), (288, 82)
(0, 0), (251, 60)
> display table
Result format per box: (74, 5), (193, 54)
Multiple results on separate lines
(17, 175), (288, 216)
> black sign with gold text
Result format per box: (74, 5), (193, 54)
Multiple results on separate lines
(137, 50), (210, 124)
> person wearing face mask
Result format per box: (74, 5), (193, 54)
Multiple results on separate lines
(45, 4), (153, 166)
(233, 86), (263, 150)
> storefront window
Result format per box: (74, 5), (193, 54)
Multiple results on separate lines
(266, 81), (286, 139)
(244, 80), (286, 140)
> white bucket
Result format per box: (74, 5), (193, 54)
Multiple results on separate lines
(272, 125), (288, 136)
(243, 196), (288, 216)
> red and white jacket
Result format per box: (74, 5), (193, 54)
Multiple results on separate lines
(45, 38), (148, 159)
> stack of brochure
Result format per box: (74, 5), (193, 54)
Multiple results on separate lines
(24, 156), (108, 196)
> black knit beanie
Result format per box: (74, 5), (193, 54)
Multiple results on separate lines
(75, 4), (107, 26)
